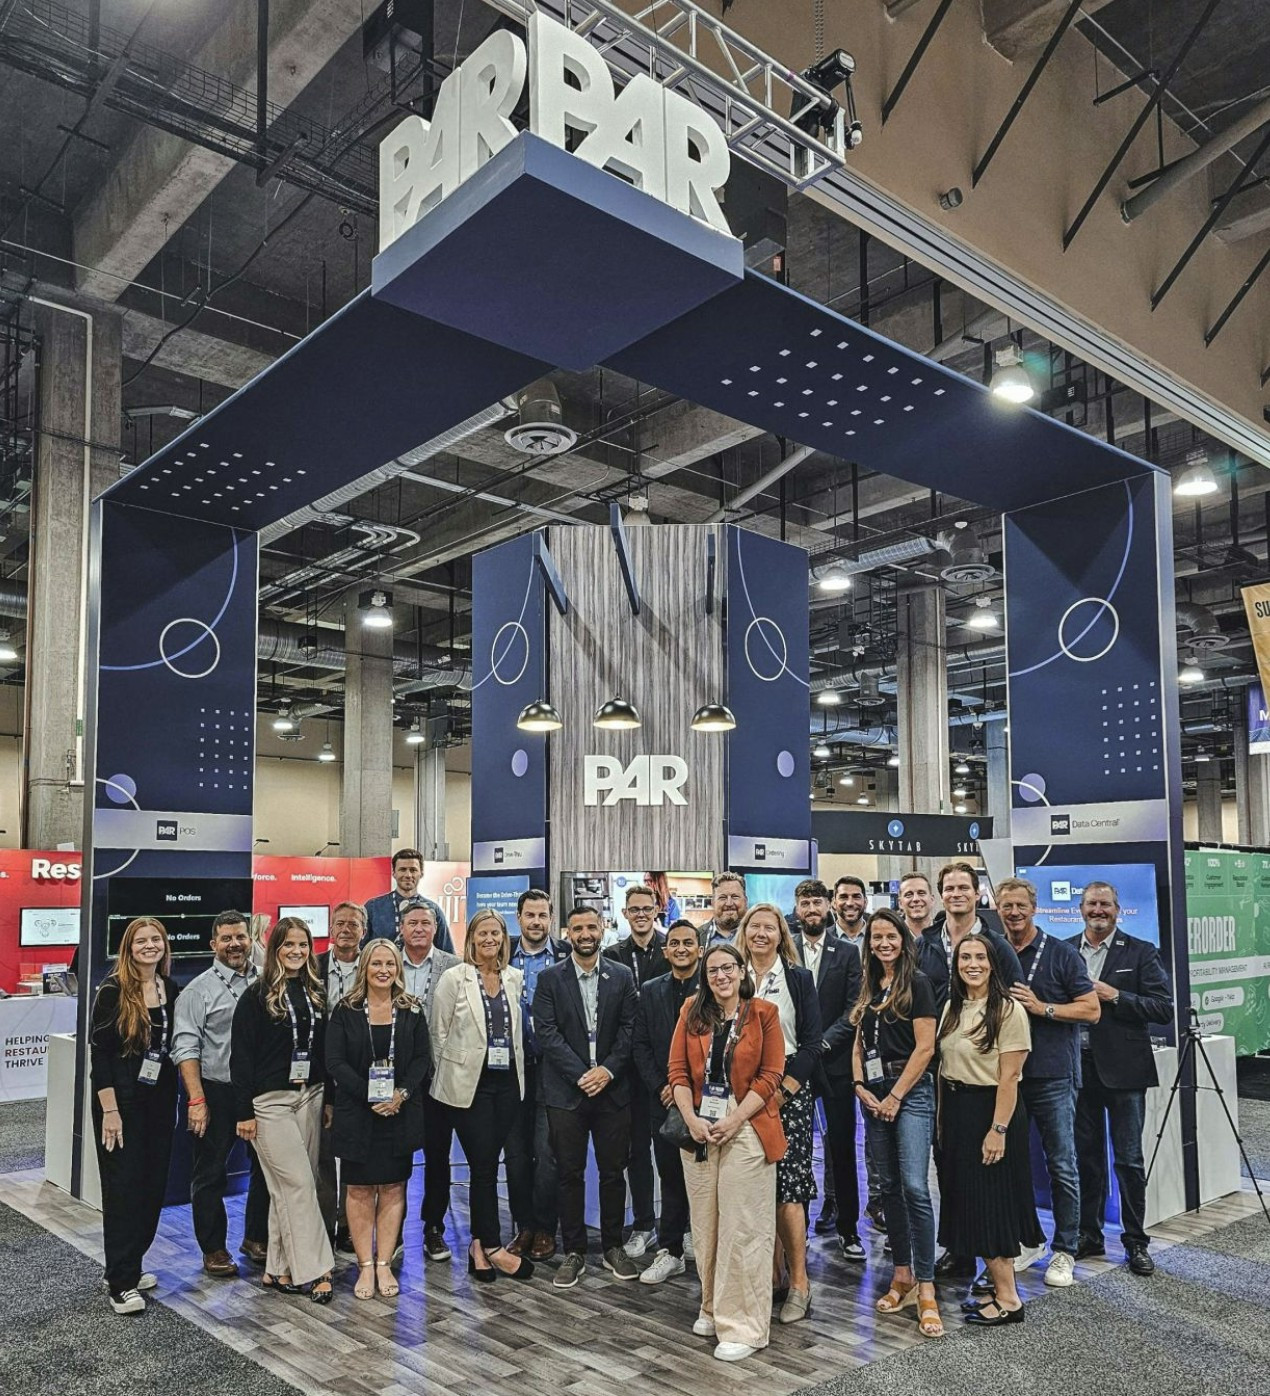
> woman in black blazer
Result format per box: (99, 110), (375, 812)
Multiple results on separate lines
(326, 939), (432, 1299)
(739, 902), (822, 1325)
(90, 916), (180, 1315)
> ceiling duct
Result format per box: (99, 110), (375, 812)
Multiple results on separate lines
(503, 380), (578, 457)
(823, 535), (941, 577)
(1176, 601), (1232, 651)
(939, 529), (998, 584)
(856, 672), (885, 707)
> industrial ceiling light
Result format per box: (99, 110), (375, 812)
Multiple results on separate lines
(954, 803), (968, 814)
(317, 741), (336, 763)
(887, 753), (901, 768)
(954, 758), (971, 775)
(360, 588), (393, 630)
(816, 690), (841, 706)
(405, 719), (426, 746)
(1174, 449), (1219, 498)
(0, 630), (19, 663)
(816, 563), (853, 594)
(839, 774), (855, 787)
(989, 343), (1035, 404)
(1178, 661), (1205, 685)
(691, 702), (737, 732)
(966, 596), (999, 630)
(1194, 749), (1212, 763)
(516, 700), (563, 733)
(855, 793), (869, 805)
(594, 697), (641, 730)
(272, 704), (295, 732)
(954, 786), (967, 798)
(813, 742), (831, 759)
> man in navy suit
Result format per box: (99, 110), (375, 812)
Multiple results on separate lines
(533, 905), (639, 1289)
(1069, 880), (1173, 1276)
(363, 848), (454, 952)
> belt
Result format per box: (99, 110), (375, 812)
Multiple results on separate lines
(941, 1077), (994, 1093)
(880, 1059), (910, 1078)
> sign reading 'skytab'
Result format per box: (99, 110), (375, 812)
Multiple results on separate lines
(379, 12), (733, 252)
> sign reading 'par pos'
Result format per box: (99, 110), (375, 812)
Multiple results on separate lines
(378, 11), (734, 254)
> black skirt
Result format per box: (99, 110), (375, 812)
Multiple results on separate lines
(936, 1081), (1043, 1260)
(339, 1109), (414, 1186)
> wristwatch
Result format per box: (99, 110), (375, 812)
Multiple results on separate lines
(1044, 1004), (1056, 1020)
(992, 1122), (1008, 1136)
(398, 1088), (410, 1102)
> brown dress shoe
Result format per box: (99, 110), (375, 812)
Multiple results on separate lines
(529, 1232), (557, 1261)
(203, 1249), (239, 1277)
(239, 1239), (268, 1265)
(507, 1229), (534, 1257)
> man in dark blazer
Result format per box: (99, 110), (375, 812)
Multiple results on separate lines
(794, 887), (865, 1260)
(364, 848), (454, 953)
(1068, 880), (1173, 1275)
(533, 905), (639, 1289)
(631, 920), (701, 1284)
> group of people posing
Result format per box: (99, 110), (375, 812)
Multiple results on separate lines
(88, 858), (1172, 1365)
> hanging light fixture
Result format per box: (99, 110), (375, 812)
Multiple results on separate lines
(816, 690), (841, 706)
(405, 718), (426, 746)
(1174, 449), (1218, 498)
(887, 753), (901, 768)
(989, 342), (1034, 404)
(813, 742), (831, 759)
(954, 758), (971, 775)
(593, 698), (641, 730)
(0, 630), (18, 663)
(816, 563), (853, 594)
(855, 793), (869, 805)
(359, 588), (393, 630)
(272, 703), (294, 732)
(517, 700), (563, 732)
(954, 786), (967, 799)
(317, 741), (336, 763)
(691, 702), (736, 732)
(954, 803), (968, 814)
(966, 596), (999, 630)
(1178, 661), (1204, 685)
(839, 774), (855, 787)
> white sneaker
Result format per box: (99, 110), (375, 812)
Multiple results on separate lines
(683, 1233), (695, 1261)
(1014, 1243), (1046, 1272)
(692, 1315), (716, 1337)
(639, 1249), (686, 1285)
(137, 1272), (158, 1291)
(623, 1228), (656, 1258)
(714, 1342), (759, 1362)
(1044, 1251), (1076, 1287)
(109, 1289), (145, 1315)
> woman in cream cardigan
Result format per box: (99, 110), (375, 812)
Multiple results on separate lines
(430, 908), (534, 1281)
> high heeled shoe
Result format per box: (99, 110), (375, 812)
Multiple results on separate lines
(468, 1242), (496, 1284)
(487, 1246), (535, 1281)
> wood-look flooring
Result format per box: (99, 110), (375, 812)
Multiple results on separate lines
(3, 1158), (1267, 1396)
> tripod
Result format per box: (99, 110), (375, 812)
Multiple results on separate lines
(1144, 1005), (1270, 1228)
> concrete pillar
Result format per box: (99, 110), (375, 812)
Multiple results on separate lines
(1195, 760), (1224, 845)
(895, 586), (949, 814)
(1247, 753), (1270, 850)
(1234, 703), (1253, 845)
(340, 589), (394, 856)
(985, 719), (1010, 836)
(26, 299), (121, 848)
(415, 742), (448, 861)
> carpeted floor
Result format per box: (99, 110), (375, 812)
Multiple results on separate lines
(0, 1098), (47, 1172)
(1238, 1097), (1270, 1181)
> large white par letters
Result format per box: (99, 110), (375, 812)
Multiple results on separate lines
(379, 12), (732, 251)
(584, 755), (689, 808)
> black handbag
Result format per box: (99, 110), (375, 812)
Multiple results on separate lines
(659, 1103), (697, 1152)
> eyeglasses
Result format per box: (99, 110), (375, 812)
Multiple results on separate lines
(706, 964), (739, 979)
(627, 905), (656, 916)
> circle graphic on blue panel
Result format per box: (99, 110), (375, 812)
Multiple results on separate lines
(1057, 598), (1120, 664)
(490, 621), (529, 687)
(968, 821), (981, 840)
(744, 616), (789, 683)
(887, 819), (905, 838)
(159, 617), (221, 679)
(511, 748), (528, 778)
(1017, 773), (1047, 803)
(776, 750), (795, 778)
(105, 773), (136, 805)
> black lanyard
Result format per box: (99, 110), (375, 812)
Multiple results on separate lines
(211, 964), (254, 1002)
(708, 1002), (750, 1084)
(328, 959), (355, 1003)
(863, 985), (896, 1058)
(148, 983), (169, 1056)
(283, 984), (314, 1055)
(512, 947), (552, 1001)
(1022, 933), (1049, 989)
(364, 1001), (397, 1065)
(481, 980), (511, 1042)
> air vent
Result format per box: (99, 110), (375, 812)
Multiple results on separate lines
(504, 379), (578, 457)
(857, 673), (885, 707)
(940, 530), (997, 584)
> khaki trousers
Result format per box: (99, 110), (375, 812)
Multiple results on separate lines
(683, 1118), (776, 1349)
(252, 1086), (334, 1286)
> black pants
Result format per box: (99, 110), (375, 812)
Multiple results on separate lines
(626, 1079), (656, 1233)
(1075, 1055), (1150, 1250)
(420, 1093), (453, 1229)
(189, 1078), (270, 1254)
(650, 1109), (690, 1256)
(454, 1066), (522, 1250)
(548, 1096), (631, 1254)
(821, 1088), (861, 1236)
(93, 1080), (176, 1295)
(504, 1060), (559, 1235)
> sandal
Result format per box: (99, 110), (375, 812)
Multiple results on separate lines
(310, 1273), (334, 1306)
(918, 1295), (945, 1337)
(375, 1261), (400, 1298)
(354, 1259), (375, 1300)
(875, 1281), (918, 1314)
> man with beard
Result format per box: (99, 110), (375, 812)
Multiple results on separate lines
(534, 906), (639, 1288)
(832, 876), (868, 955)
(793, 879), (865, 1262)
(696, 872), (747, 948)
(172, 910), (269, 1274)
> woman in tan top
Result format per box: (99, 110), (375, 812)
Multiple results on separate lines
(936, 934), (1043, 1326)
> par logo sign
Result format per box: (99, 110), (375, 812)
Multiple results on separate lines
(583, 755), (689, 808)
(379, 12), (732, 251)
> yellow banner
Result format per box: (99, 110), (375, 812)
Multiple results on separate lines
(1241, 582), (1270, 696)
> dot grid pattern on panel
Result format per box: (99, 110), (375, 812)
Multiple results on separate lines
(198, 707), (254, 792)
(1102, 683), (1162, 776)
(134, 446), (309, 519)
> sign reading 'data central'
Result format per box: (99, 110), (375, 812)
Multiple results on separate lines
(378, 11), (732, 251)
(584, 755), (689, 808)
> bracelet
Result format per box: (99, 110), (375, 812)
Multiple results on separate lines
(103, 1107), (120, 1116)
(888, 1091), (904, 1103)
(853, 1079), (867, 1089)
(187, 1097), (206, 1107)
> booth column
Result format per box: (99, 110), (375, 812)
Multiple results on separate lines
(985, 719), (1010, 836)
(415, 741), (448, 861)
(1195, 760), (1224, 844)
(340, 588), (394, 856)
(26, 299), (121, 848)
(895, 585), (949, 814)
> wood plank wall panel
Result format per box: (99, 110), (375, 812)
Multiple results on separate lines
(547, 524), (725, 888)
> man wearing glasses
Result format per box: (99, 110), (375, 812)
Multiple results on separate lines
(696, 872), (747, 948)
(605, 885), (669, 1257)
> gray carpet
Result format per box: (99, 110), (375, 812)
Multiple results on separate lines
(0, 1098), (47, 1172)
(1238, 1096), (1270, 1181)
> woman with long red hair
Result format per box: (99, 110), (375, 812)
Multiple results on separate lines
(90, 916), (181, 1315)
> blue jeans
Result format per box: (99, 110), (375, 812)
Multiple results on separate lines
(1020, 1075), (1080, 1255)
(865, 1074), (936, 1281)
(1075, 1065), (1148, 1250)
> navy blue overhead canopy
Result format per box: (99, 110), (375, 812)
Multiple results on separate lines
(605, 272), (1156, 513)
(109, 130), (1155, 528)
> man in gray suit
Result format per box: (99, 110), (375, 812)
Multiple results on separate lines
(398, 900), (461, 1262)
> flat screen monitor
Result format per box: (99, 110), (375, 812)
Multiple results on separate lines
(105, 876), (256, 958)
(1014, 862), (1160, 947)
(20, 906), (81, 948)
(744, 873), (806, 918)
(279, 904), (330, 943)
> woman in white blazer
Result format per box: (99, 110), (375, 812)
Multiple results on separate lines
(430, 908), (534, 1282)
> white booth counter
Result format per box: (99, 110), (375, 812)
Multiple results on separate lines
(0, 994), (78, 1103)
